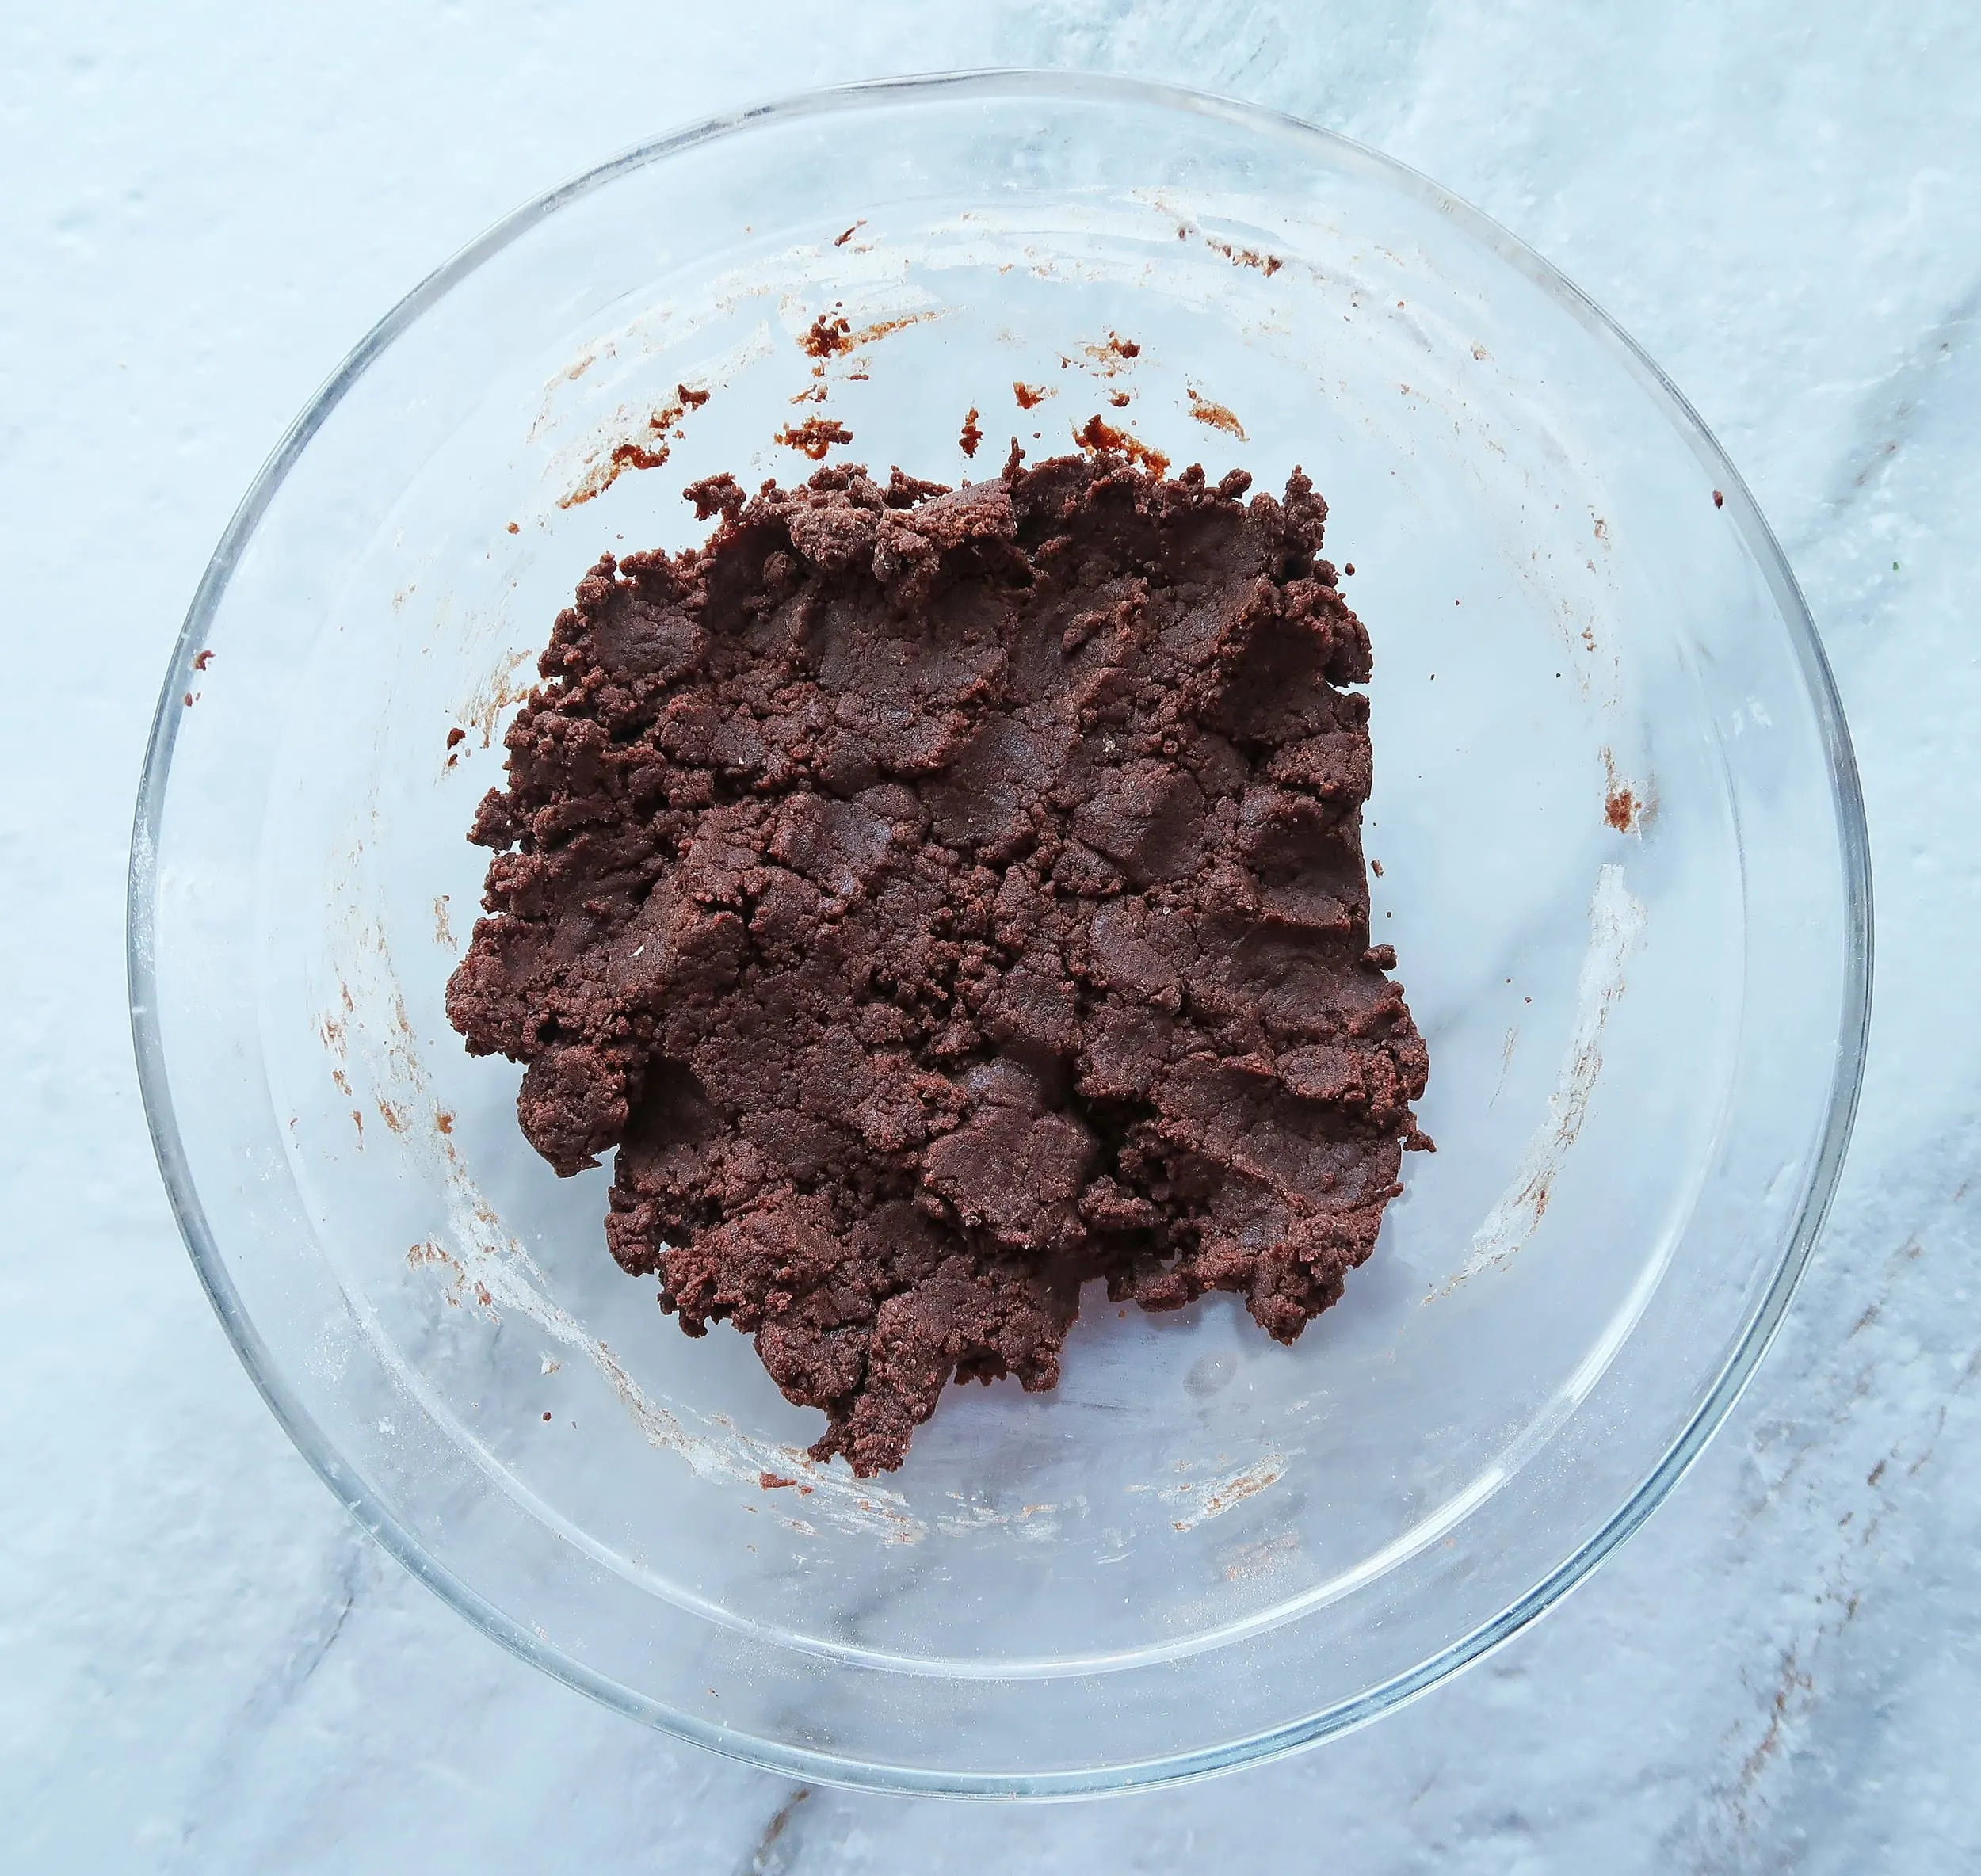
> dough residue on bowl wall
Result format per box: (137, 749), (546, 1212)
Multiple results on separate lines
(1445, 863), (1647, 1291)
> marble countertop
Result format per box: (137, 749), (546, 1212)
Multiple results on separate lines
(6, 4), (1978, 1868)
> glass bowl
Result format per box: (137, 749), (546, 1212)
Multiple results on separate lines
(129, 72), (1871, 1796)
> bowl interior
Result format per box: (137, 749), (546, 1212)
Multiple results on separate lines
(138, 76), (1864, 1790)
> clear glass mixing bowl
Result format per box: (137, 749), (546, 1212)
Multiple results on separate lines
(129, 72), (1871, 1795)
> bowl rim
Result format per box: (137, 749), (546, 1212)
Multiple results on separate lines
(126, 66), (1874, 1799)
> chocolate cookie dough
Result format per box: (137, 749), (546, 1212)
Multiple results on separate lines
(447, 449), (1429, 1474)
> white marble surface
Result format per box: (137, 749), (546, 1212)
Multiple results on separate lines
(6, 3), (1979, 1867)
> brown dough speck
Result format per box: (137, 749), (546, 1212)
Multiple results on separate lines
(447, 454), (1428, 1474)
(1205, 236), (1284, 276)
(193, 649), (214, 671)
(775, 417), (854, 460)
(447, 726), (467, 749)
(1187, 389), (1248, 440)
(853, 314), (936, 346)
(802, 315), (853, 358)
(759, 1471), (798, 1489)
(803, 311), (939, 361)
(1080, 334), (1143, 379)
(960, 408), (983, 458)
(1071, 414), (1169, 479)
(1601, 748), (1647, 833)
(507, 521), (521, 534)
(1013, 382), (1048, 410)
(1108, 390), (1132, 409)
(1713, 489), (1725, 508)
(834, 220), (865, 246)
(560, 386), (710, 508)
